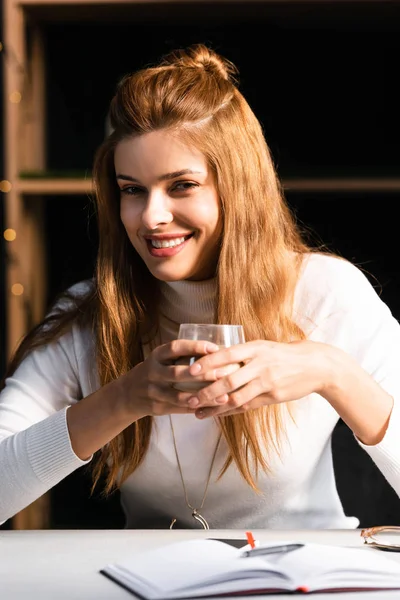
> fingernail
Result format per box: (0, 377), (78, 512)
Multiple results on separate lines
(196, 409), (206, 419)
(215, 368), (231, 378)
(190, 363), (201, 374)
(206, 343), (219, 352)
(188, 397), (199, 408)
(216, 394), (229, 404)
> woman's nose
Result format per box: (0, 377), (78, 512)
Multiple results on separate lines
(141, 191), (173, 229)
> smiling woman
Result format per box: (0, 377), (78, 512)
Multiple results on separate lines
(115, 132), (221, 281)
(1, 44), (400, 531)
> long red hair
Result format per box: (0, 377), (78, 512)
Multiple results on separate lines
(3, 44), (310, 494)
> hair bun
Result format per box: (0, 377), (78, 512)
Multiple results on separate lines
(161, 44), (238, 83)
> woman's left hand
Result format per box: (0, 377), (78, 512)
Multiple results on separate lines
(187, 340), (336, 418)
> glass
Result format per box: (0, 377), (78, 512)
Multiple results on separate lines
(361, 526), (400, 551)
(174, 324), (245, 392)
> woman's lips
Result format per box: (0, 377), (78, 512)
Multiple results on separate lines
(145, 234), (194, 258)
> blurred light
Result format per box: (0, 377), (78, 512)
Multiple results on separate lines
(4, 229), (17, 241)
(10, 91), (22, 104)
(11, 283), (24, 296)
(0, 180), (12, 193)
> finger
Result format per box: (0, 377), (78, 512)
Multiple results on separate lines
(162, 362), (242, 387)
(196, 393), (267, 419)
(188, 343), (255, 376)
(195, 379), (267, 417)
(192, 363), (253, 407)
(155, 339), (220, 364)
(161, 363), (194, 381)
(149, 382), (195, 407)
(198, 401), (261, 418)
(156, 364), (222, 392)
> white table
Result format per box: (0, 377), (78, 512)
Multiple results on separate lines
(1, 528), (400, 599)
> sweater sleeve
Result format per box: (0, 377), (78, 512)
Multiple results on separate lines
(347, 286), (400, 495)
(301, 254), (400, 498)
(356, 394), (400, 494)
(0, 327), (92, 524)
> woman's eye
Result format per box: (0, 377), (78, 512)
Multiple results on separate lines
(120, 186), (144, 196)
(119, 182), (198, 195)
(172, 181), (198, 193)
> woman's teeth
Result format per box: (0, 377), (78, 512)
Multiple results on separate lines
(151, 236), (187, 248)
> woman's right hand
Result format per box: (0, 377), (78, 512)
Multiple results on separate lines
(67, 339), (222, 461)
(118, 340), (220, 418)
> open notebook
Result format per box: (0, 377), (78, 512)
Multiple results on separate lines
(100, 538), (400, 598)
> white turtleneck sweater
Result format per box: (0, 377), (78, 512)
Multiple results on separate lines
(1, 253), (400, 528)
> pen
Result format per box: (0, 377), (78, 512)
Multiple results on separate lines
(242, 543), (304, 558)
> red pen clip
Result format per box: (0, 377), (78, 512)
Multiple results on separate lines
(245, 531), (256, 549)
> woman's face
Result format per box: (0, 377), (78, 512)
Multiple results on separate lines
(115, 130), (222, 281)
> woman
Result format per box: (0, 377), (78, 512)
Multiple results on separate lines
(0, 44), (399, 529)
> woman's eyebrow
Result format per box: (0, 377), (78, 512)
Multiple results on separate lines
(116, 169), (202, 183)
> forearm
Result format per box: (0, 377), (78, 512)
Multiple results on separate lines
(66, 377), (146, 460)
(0, 375), (144, 523)
(0, 409), (89, 523)
(322, 346), (394, 446)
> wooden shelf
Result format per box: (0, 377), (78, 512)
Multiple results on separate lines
(16, 178), (92, 195)
(17, 0), (400, 25)
(282, 178), (400, 193)
(12, 177), (400, 195)
(18, 0), (390, 5)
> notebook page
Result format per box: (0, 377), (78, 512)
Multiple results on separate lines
(269, 543), (400, 591)
(172, 559), (293, 597)
(103, 539), (240, 598)
(102, 539), (293, 599)
(177, 569), (293, 598)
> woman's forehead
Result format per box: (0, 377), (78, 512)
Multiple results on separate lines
(114, 131), (209, 175)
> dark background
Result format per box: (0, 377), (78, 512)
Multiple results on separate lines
(1, 1), (400, 529)
(0, 0), (5, 379)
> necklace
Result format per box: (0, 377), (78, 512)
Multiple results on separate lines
(169, 415), (222, 530)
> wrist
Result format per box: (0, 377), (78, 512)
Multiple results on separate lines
(67, 374), (148, 460)
(317, 343), (352, 403)
(113, 367), (150, 421)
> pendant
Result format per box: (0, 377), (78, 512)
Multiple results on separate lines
(192, 509), (210, 529)
(169, 509), (210, 530)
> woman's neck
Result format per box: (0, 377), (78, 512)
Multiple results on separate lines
(159, 278), (217, 326)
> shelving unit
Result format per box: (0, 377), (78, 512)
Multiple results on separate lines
(2, 0), (400, 530)
(13, 176), (400, 196)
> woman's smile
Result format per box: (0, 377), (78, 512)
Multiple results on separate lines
(144, 233), (195, 257)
